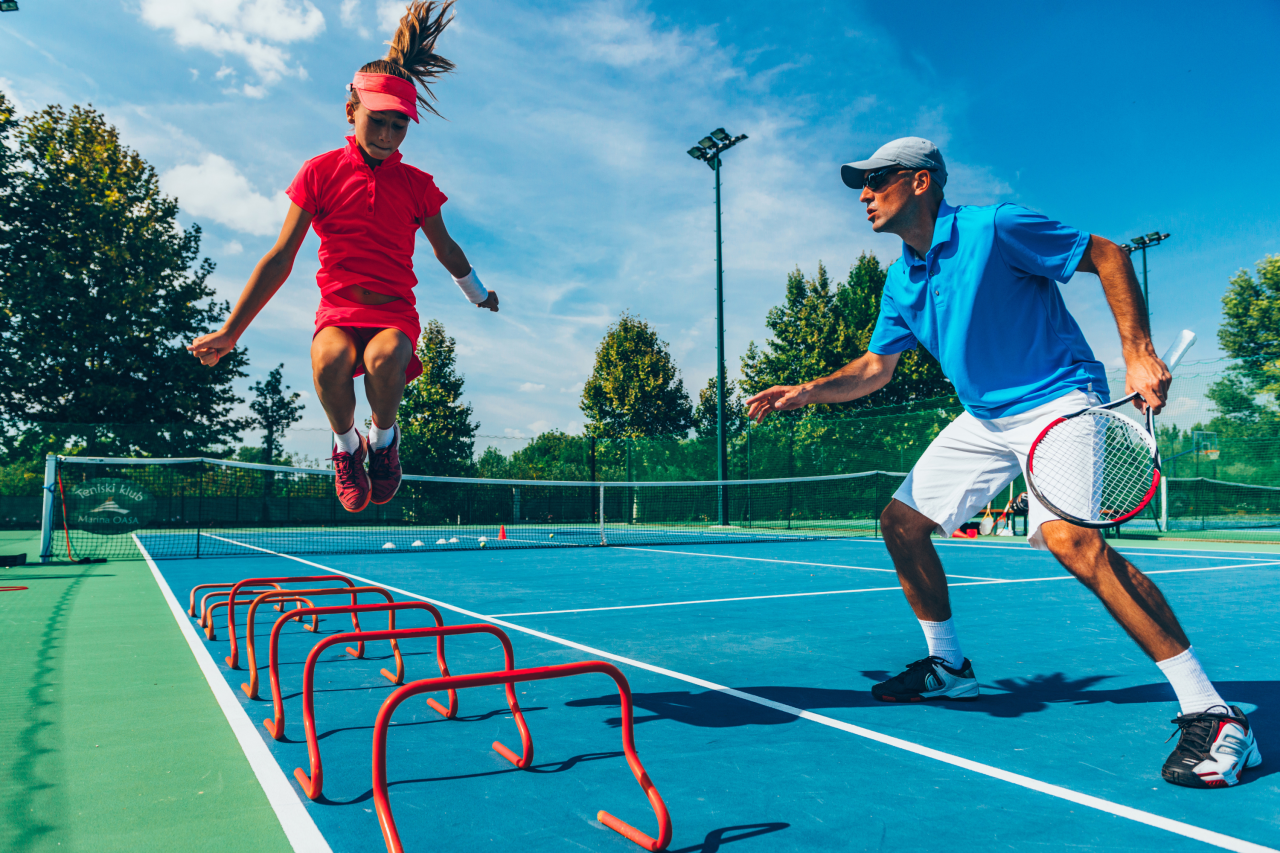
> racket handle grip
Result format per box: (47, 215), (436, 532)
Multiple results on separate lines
(1161, 330), (1196, 374)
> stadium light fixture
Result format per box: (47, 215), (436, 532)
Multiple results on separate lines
(0, 1), (19, 12)
(685, 127), (749, 526)
(1119, 231), (1170, 324)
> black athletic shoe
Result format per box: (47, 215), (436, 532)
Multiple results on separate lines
(1162, 705), (1262, 788)
(871, 656), (980, 703)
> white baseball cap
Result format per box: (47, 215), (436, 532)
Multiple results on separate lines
(841, 137), (948, 189)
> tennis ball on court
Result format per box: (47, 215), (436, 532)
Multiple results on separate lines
(549, 533), (554, 539)
(480, 541), (487, 548)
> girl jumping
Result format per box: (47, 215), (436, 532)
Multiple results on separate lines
(189, 0), (497, 513)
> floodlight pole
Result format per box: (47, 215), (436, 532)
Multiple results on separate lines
(687, 129), (747, 526)
(1120, 231), (1170, 327)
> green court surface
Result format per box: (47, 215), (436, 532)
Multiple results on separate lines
(0, 531), (289, 853)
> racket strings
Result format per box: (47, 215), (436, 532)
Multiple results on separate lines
(1032, 411), (1157, 522)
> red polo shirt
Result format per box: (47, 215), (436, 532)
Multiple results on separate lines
(286, 136), (448, 304)
(285, 138), (448, 384)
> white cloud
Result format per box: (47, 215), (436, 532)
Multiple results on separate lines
(160, 154), (290, 236)
(518, 382), (546, 393)
(340, 0), (371, 38)
(137, 0), (325, 90)
(560, 382), (585, 395)
(222, 240), (245, 256)
(376, 0), (407, 34)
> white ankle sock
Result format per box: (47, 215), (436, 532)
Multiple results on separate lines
(368, 422), (396, 450)
(333, 424), (361, 454)
(1156, 646), (1227, 715)
(919, 618), (964, 670)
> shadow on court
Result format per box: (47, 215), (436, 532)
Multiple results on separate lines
(668, 822), (791, 852)
(566, 678), (1280, 730)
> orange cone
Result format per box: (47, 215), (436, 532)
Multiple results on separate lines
(498, 525), (507, 540)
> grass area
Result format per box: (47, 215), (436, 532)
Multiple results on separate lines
(0, 531), (291, 853)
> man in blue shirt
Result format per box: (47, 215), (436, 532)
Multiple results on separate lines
(746, 138), (1260, 789)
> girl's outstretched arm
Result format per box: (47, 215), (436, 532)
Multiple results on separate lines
(188, 203), (314, 366)
(421, 212), (498, 312)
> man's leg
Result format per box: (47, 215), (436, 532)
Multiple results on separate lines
(1040, 520), (1261, 787)
(361, 329), (412, 504)
(873, 499), (978, 702)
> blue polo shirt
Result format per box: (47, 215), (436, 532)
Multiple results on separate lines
(868, 200), (1107, 419)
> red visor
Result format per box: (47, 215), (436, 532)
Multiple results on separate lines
(348, 72), (419, 123)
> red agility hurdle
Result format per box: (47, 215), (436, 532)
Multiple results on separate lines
(188, 581), (296, 617)
(220, 575), (357, 666)
(261, 601), (460, 738)
(290, 623), (528, 801)
(372, 661), (671, 853)
(239, 587), (395, 699)
(200, 591), (319, 635)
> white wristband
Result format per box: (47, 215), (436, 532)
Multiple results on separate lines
(452, 267), (488, 304)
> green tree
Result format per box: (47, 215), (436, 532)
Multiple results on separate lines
(740, 255), (952, 417)
(0, 96), (249, 458)
(581, 312), (693, 438)
(397, 320), (478, 475)
(1209, 255), (1280, 426)
(248, 364), (304, 464)
(693, 377), (747, 440)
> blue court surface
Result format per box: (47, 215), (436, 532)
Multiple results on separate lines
(137, 533), (1280, 853)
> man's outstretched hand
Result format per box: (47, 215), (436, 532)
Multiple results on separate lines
(477, 290), (499, 312)
(1124, 349), (1172, 415)
(187, 330), (237, 367)
(746, 385), (809, 423)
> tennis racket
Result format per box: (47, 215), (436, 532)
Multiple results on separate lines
(1026, 330), (1196, 528)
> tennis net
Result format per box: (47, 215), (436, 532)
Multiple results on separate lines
(41, 455), (906, 562)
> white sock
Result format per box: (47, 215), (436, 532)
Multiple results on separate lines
(1156, 646), (1228, 716)
(333, 424), (361, 454)
(919, 618), (964, 670)
(368, 422), (396, 451)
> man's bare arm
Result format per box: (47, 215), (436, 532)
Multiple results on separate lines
(1076, 235), (1170, 413)
(745, 351), (900, 423)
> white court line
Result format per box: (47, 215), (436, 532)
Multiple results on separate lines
(200, 533), (1276, 853)
(494, 560), (1280, 616)
(620, 546), (1003, 581)
(131, 535), (332, 853)
(836, 537), (1280, 561)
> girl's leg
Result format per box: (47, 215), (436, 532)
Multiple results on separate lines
(311, 327), (361, 431)
(361, 329), (413, 430)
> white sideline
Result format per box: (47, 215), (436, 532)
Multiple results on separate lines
(132, 534), (333, 853)
(200, 533), (1276, 853)
(494, 560), (1280, 616)
(620, 546), (1003, 581)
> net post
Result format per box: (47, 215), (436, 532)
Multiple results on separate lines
(1160, 475), (1168, 532)
(195, 460), (205, 559)
(39, 454), (57, 563)
(598, 483), (606, 545)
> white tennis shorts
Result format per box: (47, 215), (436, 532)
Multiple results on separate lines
(891, 388), (1101, 550)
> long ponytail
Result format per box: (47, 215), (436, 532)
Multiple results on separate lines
(350, 1), (456, 119)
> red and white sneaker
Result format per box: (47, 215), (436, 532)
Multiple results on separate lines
(1162, 705), (1262, 788)
(367, 425), (402, 505)
(331, 432), (371, 513)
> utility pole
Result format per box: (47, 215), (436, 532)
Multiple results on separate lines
(1119, 231), (1170, 325)
(687, 128), (747, 526)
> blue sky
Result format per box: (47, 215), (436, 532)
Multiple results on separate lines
(3, 0), (1278, 458)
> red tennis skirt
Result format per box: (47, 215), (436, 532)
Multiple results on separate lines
(314, 292), (423, 383)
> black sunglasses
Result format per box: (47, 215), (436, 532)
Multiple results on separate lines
(863, 167), (922, 192)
